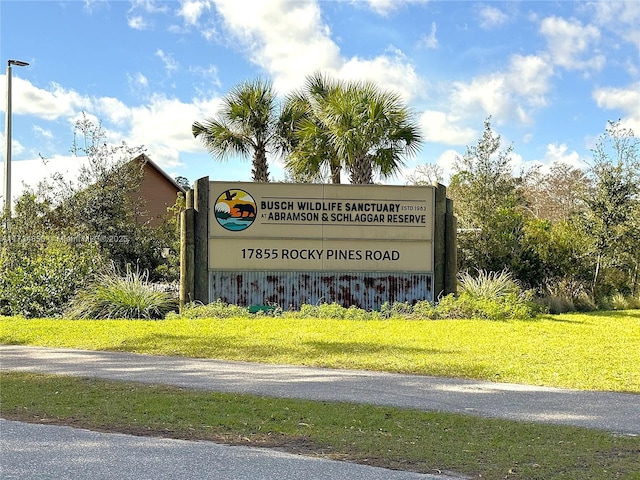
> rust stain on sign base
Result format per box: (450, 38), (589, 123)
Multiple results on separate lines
(211, 271), (432, 310)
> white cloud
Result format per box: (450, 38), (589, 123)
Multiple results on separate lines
(420, 110), (476, 146)
(0, 131), (25, 160)
(413, 149), (462, 184)
(128, 15), (149, 30)
(339, 50), (425, 102)
(451, 75), (512, 121)
(177, 0), (212, 25)
(3, 72), (229, 175)
(130, 0), (170, 14)
(0, 76), (91, 120)
(510, 143), (585, 175)
(478, 5), (508, 30)
(94, 96), (131, 126)
(592, 82), (640, 134)
(363, 0), (429, 16)
(0, 155), (90, 205)
(33, 125), (53, 139)
(449, 53), (554, 125)
(506, 55), (553, 108)
(365, 0), (394, 15)
(211, 0), (424, 100)
(82, 0), (109, 14)
(155, 49), (179, 74)
(122, 93), (226, 168)
(588, 1), (640, 52)
(213, 0), (341, 93)
(539, 16), (605, 71)
(128, 72), (149, 89)
(541, 143), (584, 170)
(418, 22), (439, 50)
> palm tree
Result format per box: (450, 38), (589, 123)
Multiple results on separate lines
(192, 79), (279, 182)
(280, 73), (422, 184)
(279, 72), (343, 183)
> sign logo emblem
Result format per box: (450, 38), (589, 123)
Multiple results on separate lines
(214, 189), (257, 231)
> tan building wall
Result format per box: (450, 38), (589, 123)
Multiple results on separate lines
(129, 155), (185, 227)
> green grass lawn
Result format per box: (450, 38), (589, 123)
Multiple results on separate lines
(1, 310), (639, 392)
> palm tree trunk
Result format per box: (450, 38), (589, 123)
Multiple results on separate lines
(330, 160), (341, 184)
(252, 146), (270, 182)
(349, 156), (373, 184)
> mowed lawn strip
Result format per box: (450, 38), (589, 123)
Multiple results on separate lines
(2, 372), (639, 480)
(1, 311), (639, 392)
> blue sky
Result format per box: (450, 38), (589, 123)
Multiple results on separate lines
(1, 0), (639, 198)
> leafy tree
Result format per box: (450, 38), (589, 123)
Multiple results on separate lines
(0, 191), (101, 317)
(37, 113), (175, 276)
(406, 163), (444, 186)
(522, 217), (593, 299)
(0, 114), (182, 316)
(281, 73), (422, 184)
(175, 176), (191, 190)
(449, 117), (537, 283)
(192, 79), (280, 182)
(582, 120), (640, 298)
(521, 162), (589, 222)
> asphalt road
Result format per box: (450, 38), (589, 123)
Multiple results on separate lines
(0, 419), (438, 480)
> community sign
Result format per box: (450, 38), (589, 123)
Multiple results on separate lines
(208, 182), (435, 273)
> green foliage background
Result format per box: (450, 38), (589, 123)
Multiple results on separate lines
(0, 115), (181, 318)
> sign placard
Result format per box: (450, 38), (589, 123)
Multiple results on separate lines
(208, 183), (435, 272)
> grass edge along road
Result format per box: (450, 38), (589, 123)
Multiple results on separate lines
(2, 371), (639, 480)
(1, 310), (639, 392)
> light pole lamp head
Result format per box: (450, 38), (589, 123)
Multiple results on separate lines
(8, 60), (29, 67)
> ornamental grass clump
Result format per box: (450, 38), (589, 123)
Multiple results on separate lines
(65, 264), (177, 319)
(457, 269), (521, 298)
(450, 269), (538, 320)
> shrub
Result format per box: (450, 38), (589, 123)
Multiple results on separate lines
(168, 299), (250, 319)
(0, 240), (99, 318)
(379, 301), (414, 319)
(629, 295), (640, 310)
(289, 302), (378, 320)
(168, 270), (543, 321)
(410, 300), (438, 319)
(419, 270), (540, 320)
(573, 293), (597, 312)
(609, 293), (630, 310)
(605, 293), (640, 311)
(536, 295), (574, 314)
(425, 291), (538, 320)
(66, 264), (177, 319)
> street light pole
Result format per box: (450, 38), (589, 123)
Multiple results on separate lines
(4, 59), (29, 232)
